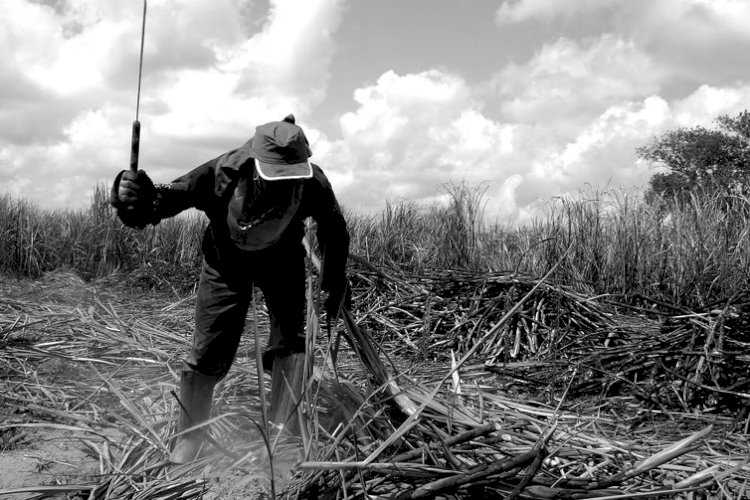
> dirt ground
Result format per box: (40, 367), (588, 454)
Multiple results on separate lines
(0, 428), (99, 499)
(0, 353), (126, 499)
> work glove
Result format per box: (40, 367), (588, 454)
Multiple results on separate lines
(110, 169), (157, 229)
(324, 277), (352, 319)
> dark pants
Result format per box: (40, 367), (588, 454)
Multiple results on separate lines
(187, 245), (306, 378)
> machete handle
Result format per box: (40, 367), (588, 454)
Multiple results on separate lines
(129, 119), (140, 173)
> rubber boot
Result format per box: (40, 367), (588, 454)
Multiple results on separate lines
(269, 352), (307, 436)
(170, 370), (217, 464)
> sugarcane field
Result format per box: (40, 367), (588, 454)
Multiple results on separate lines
(1, 183), (749, 500)
(5, 3), (750, 498)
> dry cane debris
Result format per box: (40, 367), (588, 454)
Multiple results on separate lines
(0, 267), (748, 499)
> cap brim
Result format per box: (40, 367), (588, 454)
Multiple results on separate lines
(255, 158), (313, 180)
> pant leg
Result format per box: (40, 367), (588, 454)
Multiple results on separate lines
(257, 249), (306, 366)
(189, 257), (252, 378)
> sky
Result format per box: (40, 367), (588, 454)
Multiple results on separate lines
(2, 0), (750, 222)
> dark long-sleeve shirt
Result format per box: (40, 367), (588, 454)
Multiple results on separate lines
(147, 140), (350, 290)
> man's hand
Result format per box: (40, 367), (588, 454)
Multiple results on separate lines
(110, 169), (157, 229)
(117, 170), (154, 205)
(324, 278), (352, 319)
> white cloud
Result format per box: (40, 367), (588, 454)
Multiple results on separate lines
(2, 0), (749, 224)
(671, 85), (750, 127)
(140, 0), (346, 179)
(317, 70), (518, 215)
(324, 64), (750, 223)
(1, 0), (346, 209)
(226, 0), (344, 106)
(511, 84), (750, 210)
(496, 0), (750, 32)
(496, 0), (607, 24)
(495, 0), (750, 87)
(485, 35), (662, 129)
(529, 96), (670, 187)
(4, 1), (136, 96)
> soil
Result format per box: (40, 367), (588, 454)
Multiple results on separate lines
(0, 428), (99, 500)
(0, 353), (124, 499)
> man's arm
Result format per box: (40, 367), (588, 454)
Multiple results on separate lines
(153, 156), (222, 220)
(111, 154), (235, 227)
(308, 165), (350, 293)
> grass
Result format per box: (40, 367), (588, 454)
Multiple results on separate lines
(0, 184), (205, 290)
(348, 183), (750, 310)
(1, 182), (750, 308)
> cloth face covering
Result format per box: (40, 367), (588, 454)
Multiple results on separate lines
(226, 171), (304, 251)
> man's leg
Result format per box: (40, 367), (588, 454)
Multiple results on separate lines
(171, 258), (251, 463)
(257, 251), (307, 434)
(259, 251), (306, 371)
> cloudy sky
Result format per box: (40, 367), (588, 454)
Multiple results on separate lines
(2, 0), (750, 221)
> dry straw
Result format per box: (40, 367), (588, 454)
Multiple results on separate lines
(1, 246), (748, 498)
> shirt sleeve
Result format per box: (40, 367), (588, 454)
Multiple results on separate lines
(153, 150), (244, 221)
(308, 164), (350, 291)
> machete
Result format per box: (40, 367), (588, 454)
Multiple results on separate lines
(130, 0), (147, 173)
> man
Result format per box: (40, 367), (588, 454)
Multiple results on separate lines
(110, 115), (350, 463)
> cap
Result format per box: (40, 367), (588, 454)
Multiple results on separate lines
(250, 114), (313, 180)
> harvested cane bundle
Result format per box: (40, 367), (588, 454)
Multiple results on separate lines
(282, 264), (749, 499)
(282, 375), (742, 500)
(487, 305), (750, 415)
(349, 268), (613, 363)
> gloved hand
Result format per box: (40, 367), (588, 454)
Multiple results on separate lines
(110, 169), (157, 229)
(324, 278), (352, 319)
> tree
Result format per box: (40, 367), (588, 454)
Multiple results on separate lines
(638, 110), (750, 200)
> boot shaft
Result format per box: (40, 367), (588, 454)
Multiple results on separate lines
(170, 369), (218, 464)
(270, 352), (308, 435)
(177, 369), (218, 432)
